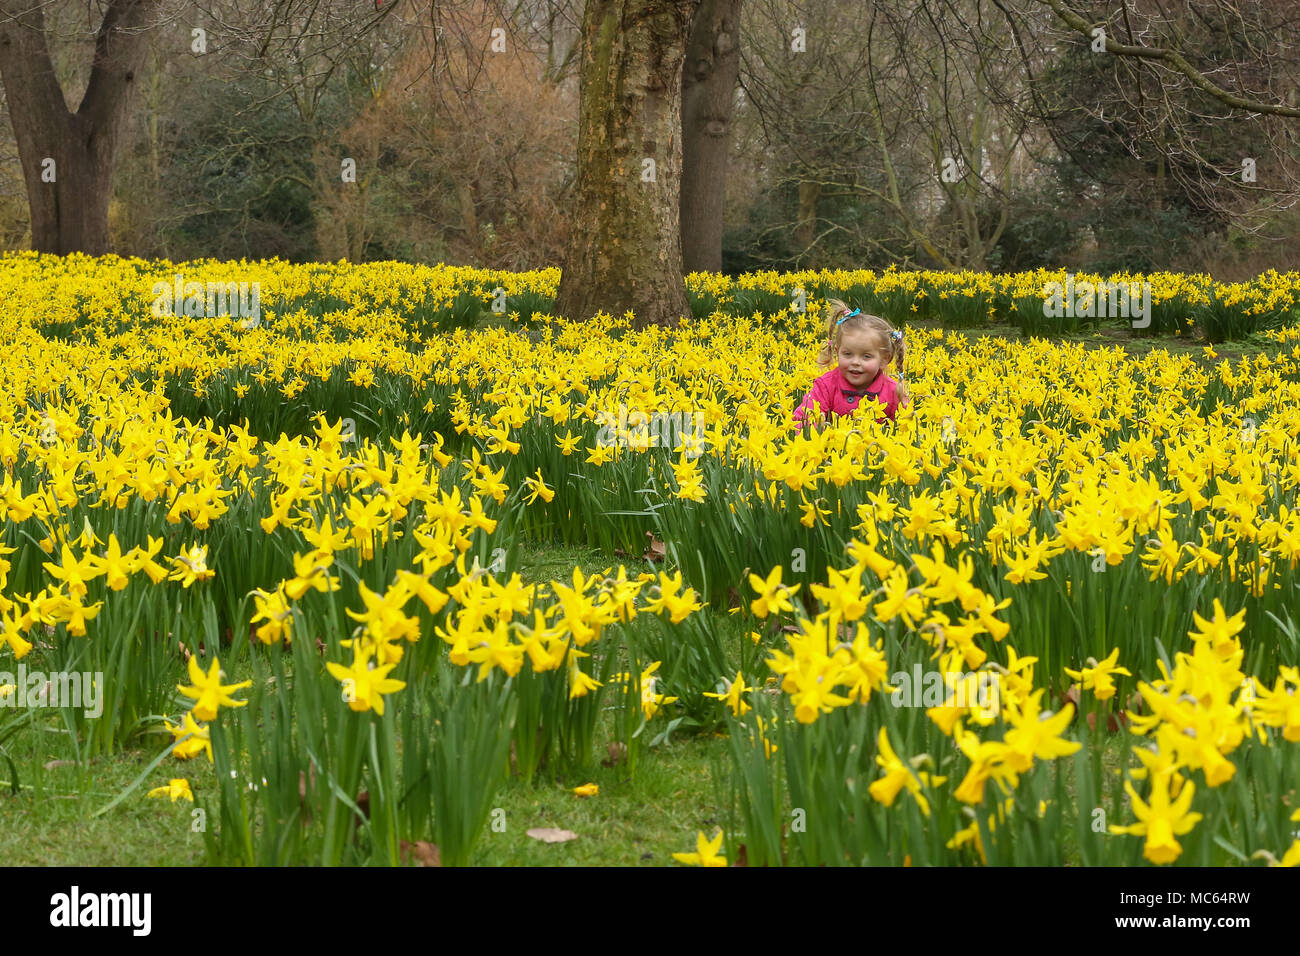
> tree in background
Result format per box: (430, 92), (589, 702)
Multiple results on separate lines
(552, 0), (701, 327)
(730, 0), (1042, 271)
(411, 0), (580, 268)
(680, 0), (740, 273)
(0, 0), (164, 254)
(1006, 0), (1300, 273)
(0, 0), (1297, 280)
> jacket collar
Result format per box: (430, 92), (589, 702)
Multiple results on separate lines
(838, 368), (885, 397)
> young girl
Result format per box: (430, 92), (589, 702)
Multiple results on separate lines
(791, 299), (909, 428)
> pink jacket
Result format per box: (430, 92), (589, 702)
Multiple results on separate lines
(792, 367), (904, 427)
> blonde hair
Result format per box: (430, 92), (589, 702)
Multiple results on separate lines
(817, 298), (909, 405)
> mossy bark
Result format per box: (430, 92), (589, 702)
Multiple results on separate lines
(554, 0), (701, 329)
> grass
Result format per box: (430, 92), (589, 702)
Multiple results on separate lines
(0, 534), (734, 867)
(0, 722), (727, 867)
(0, 738), (203, 866)
(481, 536), (732, 865)
(0, 527), (1175, 867)
(470, 736), (725, 865)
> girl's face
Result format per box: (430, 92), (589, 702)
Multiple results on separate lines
(837, 329), (888, 388)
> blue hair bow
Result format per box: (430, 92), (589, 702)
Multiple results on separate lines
(836, 308), (861, 326)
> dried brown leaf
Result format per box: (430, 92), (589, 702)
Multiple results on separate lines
(400, 840), (442, 866)
(644, 531), (666, 562)
(526, 827), (579, 844)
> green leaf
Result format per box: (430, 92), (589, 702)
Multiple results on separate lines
(92, 738), (182, 818)
(1212, 835), (1248, 863)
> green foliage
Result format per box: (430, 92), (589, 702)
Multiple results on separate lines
(160, 81), (321, 263)
(410, 289), (485, 337)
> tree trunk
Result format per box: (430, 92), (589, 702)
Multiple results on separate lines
(680, 0), (740, 274)
(0, 0), (159, 255)
(795, 180), (819, 250)
(455, 178), (480, 250)
(553, 0), (700, 330)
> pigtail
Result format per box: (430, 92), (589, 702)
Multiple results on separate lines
(891, 333), (910, 406)
(817, 298), (851, 366)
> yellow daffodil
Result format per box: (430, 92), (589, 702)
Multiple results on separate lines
(147, 778), (194, 803)
(325, 644), (407, 715)
(1109, 772), (1203, 865)
(703, 670), (752, 716)
(176, 656), (251, 722)
(165, 712), (213, 762)
(522, 468), (555, 505)
(748, 565), (800, 618)
(1064, 648), (1132, 701)
(672, 829), (726, 867)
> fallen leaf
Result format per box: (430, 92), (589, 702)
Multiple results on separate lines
(733, 843), (749, 867)
(644, 531), (666, 562)
(602, 741), (628, 767)
(399, 840), (441, 866)
(527, 828), (579, 844)
(43, 760), (75, 770)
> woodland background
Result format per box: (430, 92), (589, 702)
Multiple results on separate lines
(1, 0), (1297, 279)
